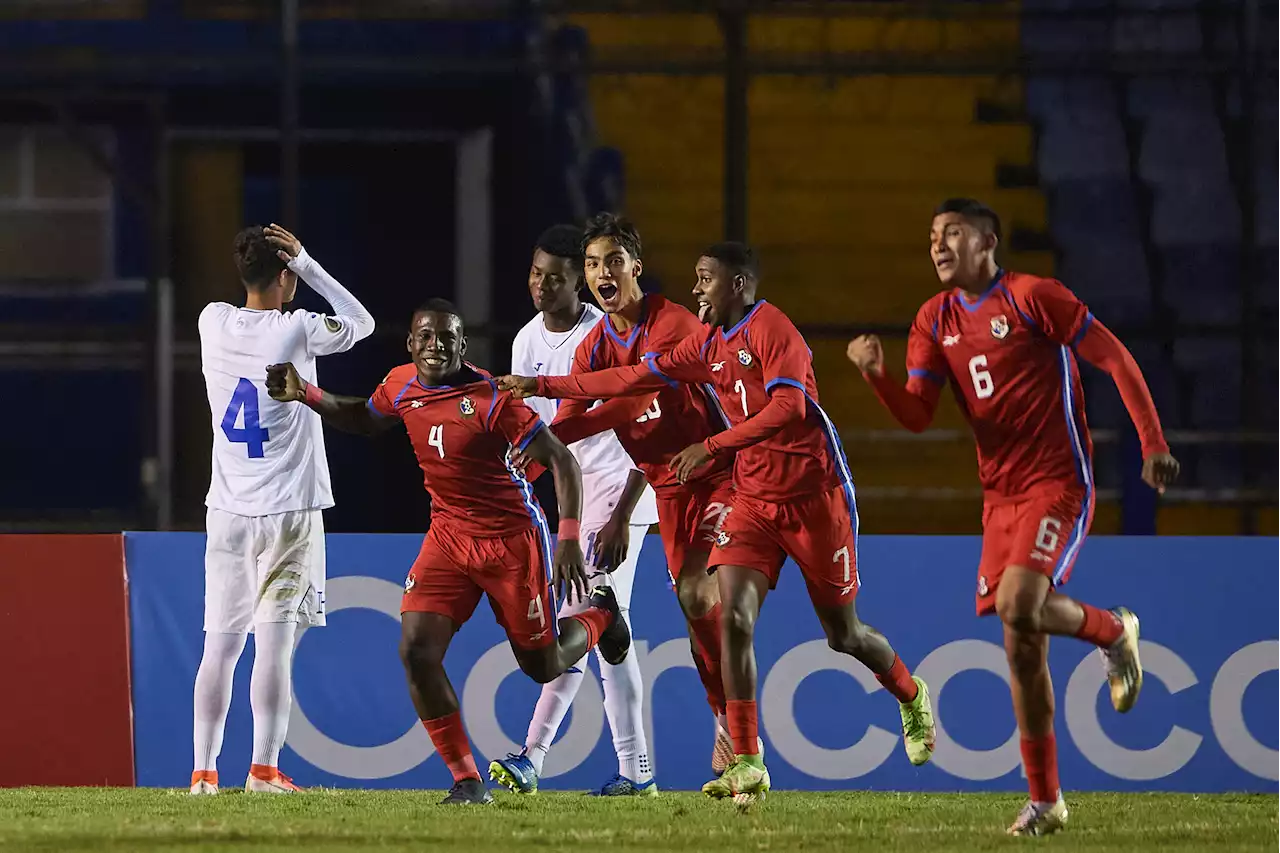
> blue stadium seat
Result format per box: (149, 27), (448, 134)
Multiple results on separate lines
(1021, 18), (1111, 55)
(1173, 339), (1242, 428)
(1158, 246), (1242, 327)
(1138, 115), (1231, 186)
(1150, 184), (1243, 246)
(1112, 13), (1202, 55)
(1126, 75), (1215, 120)
(1059, 240), (1152, 327)
(1039, 118), (1131, 182)
(1115, 0), (1200, 9)
(1026, 75), (1119, 122)
(1050, 180), (1144, 245)
(1125, 342), (1184, 427)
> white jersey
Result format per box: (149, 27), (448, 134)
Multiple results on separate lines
(512, 304), (658, 527)
(200, 248), (375, 517)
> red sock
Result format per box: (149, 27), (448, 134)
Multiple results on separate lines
(1075, 603), (1123, 647)
(1021, 734), (1060, 804)
(569, 608), (611, 649)
(725, 698), (759, 756)
(689, 604), (726, 715)
(423, 712), (479, 783)
(875, 655), (919, 704)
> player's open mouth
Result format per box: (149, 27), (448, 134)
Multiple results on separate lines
(935, 258), (954, 271)
(697, 301), (712, 322)
(422, 356), (446, 367)
(597, 283), (618, 302)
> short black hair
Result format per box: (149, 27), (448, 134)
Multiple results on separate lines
(582, 212), (642, 260)
(934, 198), (1002, 242)
(232, 226), (288, 290)
(412, 298), (464, 327)
(535, 224), (584, 272)
(702, 241), (759, 281)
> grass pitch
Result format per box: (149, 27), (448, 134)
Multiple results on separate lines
(0, 788), (1273, 852)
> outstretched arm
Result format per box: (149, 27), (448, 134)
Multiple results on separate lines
(266, 362), (395, 436)
(551, 395), (654, 445)
(848, 334), (943, 432)
(501, 332), (711, 401)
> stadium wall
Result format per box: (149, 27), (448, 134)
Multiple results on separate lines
(118, 533), (1277, 794)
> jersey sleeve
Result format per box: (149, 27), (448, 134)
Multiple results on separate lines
(1020, 277), (1092, 346)
(290, 249), (376, 357)
(647, 329), (712, 386)
(367, 369), (403, 420)
(489, 389), (546, 451)
(906, 300), (948, 387)
(754, 309), (814, 394)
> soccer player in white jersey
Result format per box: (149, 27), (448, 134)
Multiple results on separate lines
(191, 224), (375, 795)
(488, 225), (661, 796)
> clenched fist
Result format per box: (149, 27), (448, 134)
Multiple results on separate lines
(266, 362), (304, 402)
(846, 335), (885, 377)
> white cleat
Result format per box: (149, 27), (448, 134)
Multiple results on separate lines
(189, 771), (219, 795)
(1007, 797), (1069, 837)
(245, 768), (301, 794)
(1101, 607), (1143, 713)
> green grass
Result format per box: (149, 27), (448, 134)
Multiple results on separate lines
(0, 788), (1273, 852)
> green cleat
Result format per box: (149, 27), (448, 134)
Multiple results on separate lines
(702, 755), (770, 806)
(899, 675), (936, 766)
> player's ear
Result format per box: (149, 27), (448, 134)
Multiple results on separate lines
(632, 258), (643, 280)
(459, 335), (468, 357)
(984, 230), (999, 255)
(404, 332), (413, 355)
(733, 273), (746, 295)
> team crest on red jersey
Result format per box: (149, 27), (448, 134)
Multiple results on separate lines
(990, 314), (1010, 340)
(459, 396), (476, 417)
(737, 348), (753, 366)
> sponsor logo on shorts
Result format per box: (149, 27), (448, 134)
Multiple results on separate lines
(737, 348), (753, 366)
(977, 575), (988, 596)
(990, 314), (1010, 340)
(1030, 551), (1052, 563)
(528, 630), (549, 642)
(715, 529), (731, 547)
(459, 396), (476, 417)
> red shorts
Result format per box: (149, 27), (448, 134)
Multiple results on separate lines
(708, 485), (860, 608)
(655, 475), (735, 582)
(401, 523), (556, 650)
(977, 486), (1094, 616)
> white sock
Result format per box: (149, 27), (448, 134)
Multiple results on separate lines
(193, 631), (248, 773)
(249, 621), (297, 769)
(597, 619), (652, 783)
(524, 654), (587, 776)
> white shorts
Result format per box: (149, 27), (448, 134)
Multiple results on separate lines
(204, 507), (327, 633)
(557, 522), (648, 620)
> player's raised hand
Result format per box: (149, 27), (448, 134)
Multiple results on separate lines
(846, 334), (884, 377)
(592, 516), (629, 574)
(263, 223), (302, 262)
(553, 538), (589, 604)
(670, 442), (714, 485)
(497, 375), (538, 399)
(1142, 452), (1180, 495)
(266, 362), (304, 402)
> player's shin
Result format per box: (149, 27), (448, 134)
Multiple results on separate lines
(598, 639), (653, 785)
(192, 631), (248, 774)
(423, 711), (481, 783)
(524, 658), (587, 775)
(249, 622), (296, 771)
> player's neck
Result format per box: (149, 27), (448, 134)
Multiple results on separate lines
(956, 262), (1002, 297)
(717, 301), (751, 331)
(244, 289), (283, 311)
(542, 299), (583, 333)
(607, 294), (645, 333)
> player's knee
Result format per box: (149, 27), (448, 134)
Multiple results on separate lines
(398, 637), (445, 675)
(676, 574), (716, 619)
(722, 600), (757, 641)
(995, 590), (1043, 634)
(514, 651), (557, 684)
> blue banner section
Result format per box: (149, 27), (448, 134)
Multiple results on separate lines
(126, 533), (1278, 792)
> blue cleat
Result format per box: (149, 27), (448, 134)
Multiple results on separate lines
(488, 751), (539, 794)
(590, 774), (659, 797)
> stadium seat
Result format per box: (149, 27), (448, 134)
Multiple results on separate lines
(1138, 115), (1232, 187)
(1112, 13), (1202, 55)
(1158, 245), (1242, 327)
(1026, 75), (1119, 122)
(1058, 240), (1152, 327)
(1125, 341), (1185, 427)
(1038, 116), (1129, 182)
(1050, 179), (1144, 245)
(1021, 18), (1110, 55)
(1150, 183), (1243, 246)
(1126, 75), (1215, 119)
(1173, 339), (1243, 428)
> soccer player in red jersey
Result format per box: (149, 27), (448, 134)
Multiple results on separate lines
(500, 241), (937, 802)
(265, 299), (630, 805)
(532, 214), (739, 773)
(847, 198), (1180, 836)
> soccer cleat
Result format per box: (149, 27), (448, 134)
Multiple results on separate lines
(591, 774), (659, 797)
(589, 586), (631, 665)
(488, 751), (539, 794)
(1007, 797), (1069, 837)
(1101, 607), (1143, 713)
(702, 756), (770, 805)
(711, 724), (734, 775)
(899, 675), (936, 766)
(244, 766), (301, 794)
(189, 770), (219, 795)
(440, 777), (493, 805)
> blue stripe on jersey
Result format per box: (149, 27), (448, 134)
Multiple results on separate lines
(800, 390), (862, 573)
(997, 283), (1038, 330)
(641, 353), (679, 388)
(702, 382), (731, 429)
(956, 270), (1005, 313)
(1070, 311), (1095, 346)
(764, 376), (803, 393)
(391, 379), (416, 408)
(366, 398), (395, 418)
(484, 379), (501, 427)
(699, 336), (713, 359)
(517, 420), (546, 452)
(504, 451), (559, 634)
(908, 368), (945, 385)
(719, 300), (765, 341)
(1054, 345), (1093, 584)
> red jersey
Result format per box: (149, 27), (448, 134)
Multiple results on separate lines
(540, 301), (851, 504)
(558, 294), (727, 495)
(369, 362), (549, 536)
(906, 270), (1096, 502)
